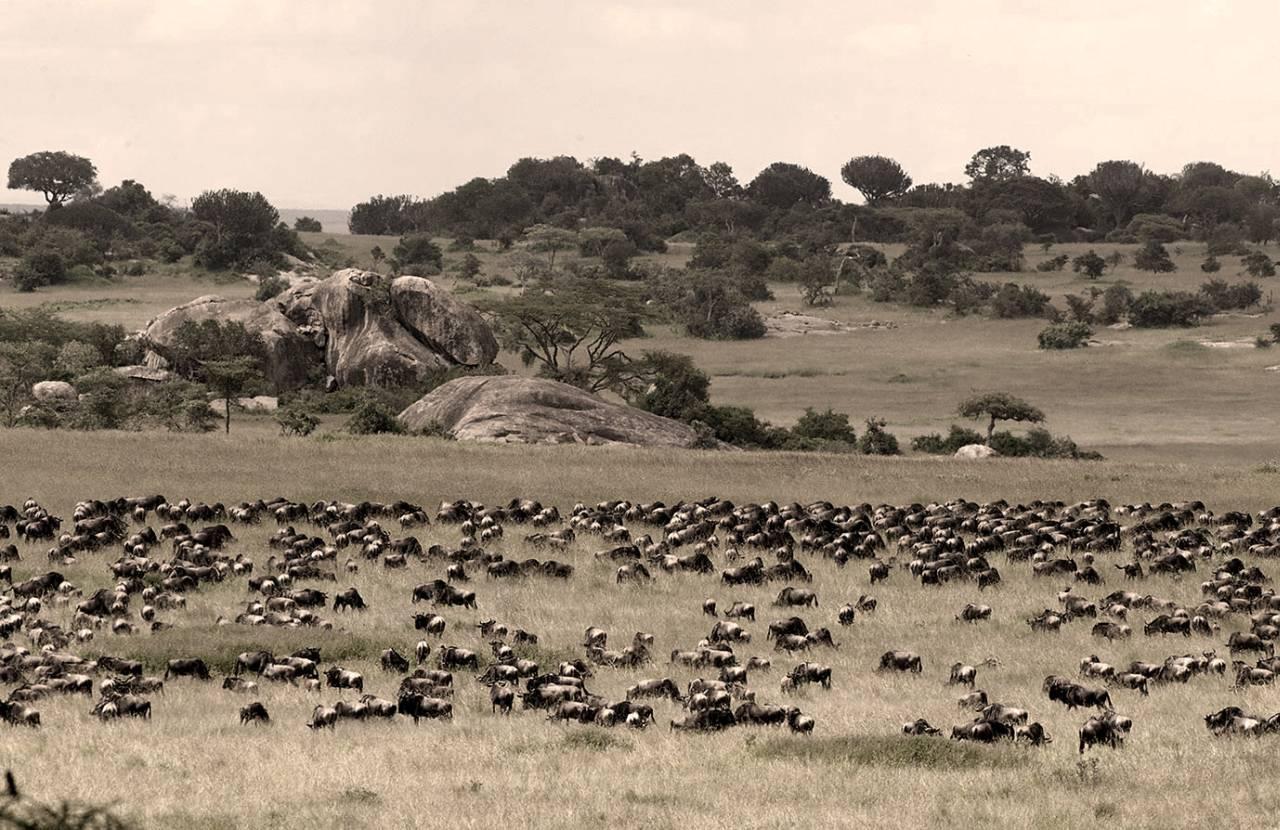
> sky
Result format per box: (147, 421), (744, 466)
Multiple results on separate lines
(2, 0), (1276, 210)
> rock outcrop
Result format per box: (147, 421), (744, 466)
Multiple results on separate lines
(138, 295), (321, 390)
(277, 270), (498, 387)
(398, 376), (704, 448)
(138, 270), (497, 391)
(31, 381), (77, 402)
(954, 444), (998, 459)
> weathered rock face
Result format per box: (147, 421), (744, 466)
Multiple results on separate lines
(139, 295), (322, 391)
(138, 270), (498, 391)
(398, 376), (704, 448)
(31, 381), (77, 402)
(278, 270), (499, 388)
(955, 443), (998, 459)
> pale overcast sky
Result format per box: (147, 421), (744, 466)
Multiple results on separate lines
(2, 0), (1275, 209)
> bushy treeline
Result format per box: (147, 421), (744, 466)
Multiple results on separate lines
(350, 151), (1280, 252)
(3, 151), (309, 291)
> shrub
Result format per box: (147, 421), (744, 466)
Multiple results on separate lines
(1133, 241), (1176, 273)
(14, 251), (66, 290)
(277, 405), (319, 436)
(1200, 279), (1261, 311)
(601, 238), (637, 278)
(1036, 254), (1069, 272)
(1038, 321), (1093, 350)
(1071, 250), (1106, 278)
(1064, 294), (1095, 323)
(1243, 250), (1276, 278)
(911, 425), (986, 454)
(990, 282), (1051, 319)
(792, 408), (857, 444)
(391, 233), (444, 272)
(698, 405), (785, 449)
(254, 274), (289, 301)
(1201, 255), (1221, 273)
(1205, 223), (1249, 256)
(54, 340), (103, 378)
(1128, 290), (1214, 328)
(1096, 285), (1133, 325)
(346, 396), (404, 435)
(294, 216), (322, 232)
(989, 427), (1102, 460)
(631, 351), (711, 422)
(683, 273), (766, 340)
(857, 417), (901, 455)
(1126, 213), (1185, 242)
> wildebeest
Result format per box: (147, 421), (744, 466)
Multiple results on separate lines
(324, 666), (364, 692)
(1079, 712), (1131, 753)
(774, 586), (818, 608)
(956, 603), (992, 623)
(902, 718), (941, 736)
(164, 658), (210, 681)
(333, 587), (366, 612)
(239, 702), (270, 725)
(878, 651), (922, 673)
(948, 663), (977, 687)
(398, 695), (453, 723)
(380, 648), (410, 673)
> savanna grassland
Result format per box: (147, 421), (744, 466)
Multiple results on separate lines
(0, 235), (1278, 829)
(0, 432), (1279, 829)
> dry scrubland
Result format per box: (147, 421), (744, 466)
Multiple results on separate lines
(0, 237), (1278, 828)
(0, 434), (1279, 828)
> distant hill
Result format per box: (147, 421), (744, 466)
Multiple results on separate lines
(3, 203), (351, 234)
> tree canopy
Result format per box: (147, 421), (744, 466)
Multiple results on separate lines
(957, 391), (1045, 442)
(7, 151), (99, 209)
(964, 146), (1031, 182)
(840, 156), (913, 205)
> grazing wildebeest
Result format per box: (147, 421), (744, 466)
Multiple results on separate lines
(164, 658), (210, 681)
(774, 586), (818, 608)
(333, 587), (366, 611)
(1079, 712), (1131, 753)
(239, 702), (270, 725)
(324, 666), (364, 692)
(948, 663), (977, 687)
(956, 604), (992, 623)
(878, 651), (922, 673)
(380, 648), (410, 673)
(398, 695), (453, 723)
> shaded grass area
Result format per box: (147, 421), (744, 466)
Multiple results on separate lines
(751, 734), (1021, 769)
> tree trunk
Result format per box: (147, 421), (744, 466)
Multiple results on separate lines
(224, 396), (231, 434)
(987, 415), (996, 444)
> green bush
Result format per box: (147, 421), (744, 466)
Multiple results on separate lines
(294, 216), (322, 232)
(792, 408), (857, 444)
(346, 396), (404, 435)
(989, 427), (1102, 460)
(1199, 279), (1261, 311)
(276, 405), (319, 436)
(1126, 213), (1185, 242)
(990, 282), (1051, 319)
(1071, 250), (1106, 278)
(1038, 321), (1093, 350)
(1201, 255), (1221, 273)
(911, 425), (986, 454)
(1243, 250), (1276, 278)
(1036, 254), (1069, 272)
(392, 233), (443, 272)
(1128, 290), (1214, 328)
(857, 417), (900, 455)
(1096, 285), (1133, 325)
(1133, 241), (1176, 273)
(14, 251), (67, 291)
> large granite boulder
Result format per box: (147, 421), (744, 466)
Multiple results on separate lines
(954, 443), (998, 459)
(277, 270), (498, 387)
(32, 381), (77, 402)
(139, 295), (322, 390)
(398, 376), (704, 448)
(137, 270), (498, 392)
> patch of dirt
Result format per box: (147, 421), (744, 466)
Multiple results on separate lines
(1197, 338), (1257, 349)
(764, 311), (897, 338)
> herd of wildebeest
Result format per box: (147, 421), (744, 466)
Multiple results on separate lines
(3, 493), (1280, 754)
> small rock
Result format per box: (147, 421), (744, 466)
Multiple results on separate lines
(954, 444), (998, 460)
(31, 381), (77, 402)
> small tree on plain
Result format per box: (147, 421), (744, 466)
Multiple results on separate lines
(204, 358), (263, 434)
(1072, 250), (1106, 279)
(958, 391), (1045, 444)
(1133, 241), (1176, 273)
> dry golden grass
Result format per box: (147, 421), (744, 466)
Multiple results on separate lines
(0, 433), (1279, 828)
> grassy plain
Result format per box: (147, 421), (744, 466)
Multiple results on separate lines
(0, 237), (1278, 828)
(0, 433), (1279, 828)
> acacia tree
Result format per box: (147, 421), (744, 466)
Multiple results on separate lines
(205, 357), (264, 434)
(840, 156), (912, 205)
(958, 391), (1045, 443)
(483, 277), (648, 393)
(7, 151), (98, 210)
(964, 146), (1031, 182)
(0, 342), (55, 426)
(521, 224), (578, 270)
